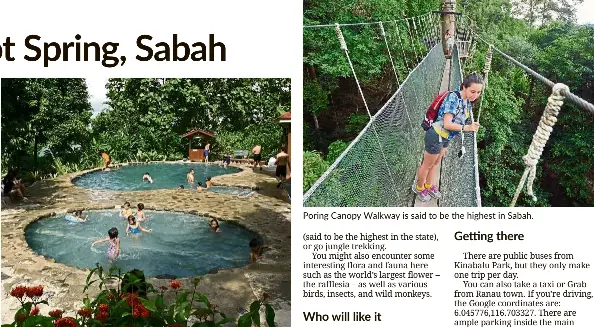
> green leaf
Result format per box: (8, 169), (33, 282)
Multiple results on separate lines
(85, 267), (97, 287)
(83, 280), (96, 293)
(155, 295), (165, 311)
(196, 294), (210, 308)
(249, 300), (260, 313)
(251, 311), (261, 326)
(237, 314), (252, 327)
(139, 298), (158, 312)
(265, 304), (276, 327)
(23, 316), (53, 327)
(176, 291), (190, 304)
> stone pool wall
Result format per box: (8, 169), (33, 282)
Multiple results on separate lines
(1, 162), (291, 326)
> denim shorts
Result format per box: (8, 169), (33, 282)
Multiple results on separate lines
(424, 127), (450, 155)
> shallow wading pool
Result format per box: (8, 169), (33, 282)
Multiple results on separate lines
(73, 163), (241, 191)
(25, 210), (253, 277)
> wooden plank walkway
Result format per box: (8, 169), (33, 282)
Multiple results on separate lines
(414, 58), (451, 207)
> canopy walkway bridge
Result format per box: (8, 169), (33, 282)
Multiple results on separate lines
(303, 12), (594, 207)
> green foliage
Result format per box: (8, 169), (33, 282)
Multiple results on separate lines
(2, 78), (289, 181)
(304, 79), (330, 116)
(326, 140), (350, 164)
(5, 265), (275, 327)
(345, 113), (370, 134)
(303, 151), (330, 192)
(528, 23), (594, 205)
(467, 15), (593, 206)
(1, 78), (93, 177)
(303, 0), (440, 133)
(215, 120), (284, 160)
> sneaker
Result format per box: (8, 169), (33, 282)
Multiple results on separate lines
(412, 184), (431, 202)
(427, 185), (442, 199)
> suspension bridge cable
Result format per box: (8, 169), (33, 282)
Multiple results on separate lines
(304, 13), (430, 29)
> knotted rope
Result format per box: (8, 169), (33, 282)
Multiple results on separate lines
(510, 83), (569, 207)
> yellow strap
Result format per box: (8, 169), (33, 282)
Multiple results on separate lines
(433, 124), (451, 139)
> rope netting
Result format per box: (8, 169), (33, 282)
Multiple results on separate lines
(304, 43), (447, 207)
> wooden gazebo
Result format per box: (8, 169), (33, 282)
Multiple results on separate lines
(181, 129), (216, 161)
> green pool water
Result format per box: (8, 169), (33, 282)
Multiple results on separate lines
(25, 210), (254, 277)
(74, 163), (240, 191)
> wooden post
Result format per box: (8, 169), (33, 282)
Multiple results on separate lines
(441, 0), (456, 55)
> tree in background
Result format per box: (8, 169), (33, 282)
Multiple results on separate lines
(1, 79), (93, 179)
(1, 78), (290, 181)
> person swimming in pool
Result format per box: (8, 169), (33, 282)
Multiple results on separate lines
(136, 203), (147, 222)
(249, 238), (269, 263)
(187, 169), (195, 184)
(142, 172), (153, 183)
(73, 209), (88, 222)
(196, 182), (205, 192)
(92, 227), (120, 261)
(120, 201), (134, 217)
(126, 215), (152, 236)
(65, 209), (88, 223)
(205, 177), (214, 189)
(209, 219), (221, 232)
(223, 154), (231, 168)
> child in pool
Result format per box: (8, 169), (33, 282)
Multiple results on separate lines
(223, 154), (231, 168)
(126, 215), (152, 236)
(92, 227), (120, 260)
(66, 209), (88, 223)
(205, 177), (214, 189)
(136, 203), (147, 221)
(142, 172), (153, 183)
(249, 238), (268, 263)
(196, 182), (204, 192)
(120, 202), (134, 217)
(187, 169), (195, 184)
(210, 219), (221, 232)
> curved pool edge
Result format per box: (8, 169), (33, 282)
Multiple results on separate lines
(2, 198), (290, 321)
(22, 207), (264, 277)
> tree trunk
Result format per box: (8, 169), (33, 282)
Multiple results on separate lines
(312, 113), (320, 130)
(307, 64), (321, 130)
(33, 131), (38, 172)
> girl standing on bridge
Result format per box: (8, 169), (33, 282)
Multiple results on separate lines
(413, 73), (483, 202)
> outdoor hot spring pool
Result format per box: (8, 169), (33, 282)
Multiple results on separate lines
(73, 163), (241, 191)
(25, 210), (254, 277)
